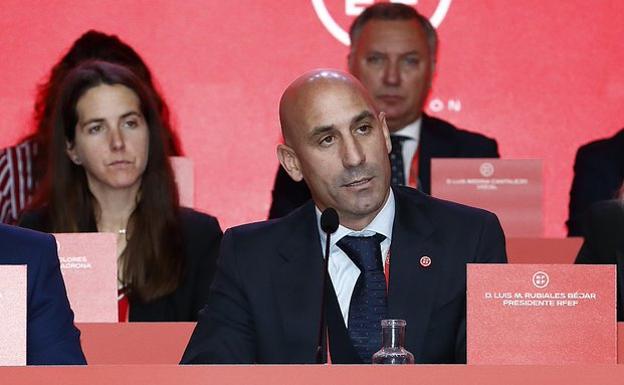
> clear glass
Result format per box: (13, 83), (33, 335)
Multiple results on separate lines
(371, 319), (415, 364)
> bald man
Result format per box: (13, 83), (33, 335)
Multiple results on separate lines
(181, 70), (506, 365)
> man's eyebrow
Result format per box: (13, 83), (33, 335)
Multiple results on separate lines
(367, 49), (420, 56)
(351, 110), (375, 125)
(308, 110), (374, 137)
(310, 124), (335, 137)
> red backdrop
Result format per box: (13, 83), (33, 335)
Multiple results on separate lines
(1, 0), (623, 236)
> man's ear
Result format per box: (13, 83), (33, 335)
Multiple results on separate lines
(347, 52), (354, 73)
(379, 112), (392, 154)
(277, 144), (303, 182)
(65, 141), (82, 165)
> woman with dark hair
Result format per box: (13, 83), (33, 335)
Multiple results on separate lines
(19, 61), (221, 322)
(0, 30), (182, 224)
(575, 183), (624, 320)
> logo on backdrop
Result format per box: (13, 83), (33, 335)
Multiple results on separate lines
(479, 162), (494, 177)
(311, 0), (453, 45)
(532, 271), (550, 289)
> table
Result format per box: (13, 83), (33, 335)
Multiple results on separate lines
(3, 363), (624, 385)
(77, 322), (624, 365)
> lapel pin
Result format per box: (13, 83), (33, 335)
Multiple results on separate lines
(420, 255), (432, 268)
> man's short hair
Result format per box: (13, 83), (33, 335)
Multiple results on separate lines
(349, 3), (438, 61)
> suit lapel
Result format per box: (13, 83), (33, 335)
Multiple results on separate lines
(273, 203), (324, 363)
(387, 187), (441, 362)
(616, 129), (624, 174)
(419, 114), (458, 194)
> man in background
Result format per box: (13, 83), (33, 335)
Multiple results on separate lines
(269, 3), (499, 218)
(567, 128), (624, 236)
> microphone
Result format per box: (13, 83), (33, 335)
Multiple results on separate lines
(317, 208), (339, 364)
(321, 207), (339, 235)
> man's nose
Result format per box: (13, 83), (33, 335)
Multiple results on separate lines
(382, 60), (400, 86)
(341, 135), (365, 168)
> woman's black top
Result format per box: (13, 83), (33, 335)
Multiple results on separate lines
(19, 207), (222, 321)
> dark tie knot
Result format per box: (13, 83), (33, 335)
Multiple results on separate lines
(390, 135), (409, 150)
(337, 233), (386, 272)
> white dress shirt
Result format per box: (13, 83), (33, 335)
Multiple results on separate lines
(393, 117), (422, 179)
(315, 191), (395, 326)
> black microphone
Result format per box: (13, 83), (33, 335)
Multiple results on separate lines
(317, 208), (339, 364)
(321, 207), (339, 235)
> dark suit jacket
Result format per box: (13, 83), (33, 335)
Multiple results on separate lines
(181, 186), (507, 364)
(575, 200), (624, 320)
(0, 224), (86, 365)
(268, 114), (499, 219)
(19, 207), (222, 322)
(567, 129), (624, 236)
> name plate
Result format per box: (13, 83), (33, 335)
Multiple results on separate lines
(431, 159), (542, 236)
(54, 233), (117, 322)
(171, 156), (194, 208)
(467, 264), (616, 364)
(0, 265), (26, 365)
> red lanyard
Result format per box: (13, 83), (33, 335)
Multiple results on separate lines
(118, 289), (130, 322)
(384, 249), (391, 290)
(408, 147), (420, 188)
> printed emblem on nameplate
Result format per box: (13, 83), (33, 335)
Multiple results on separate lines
(431, 159), (543, 237)
(467, 264), (616, 364)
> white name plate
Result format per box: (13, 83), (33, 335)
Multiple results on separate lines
(54, 233), (117, 322)
(0, 265), (26, 365)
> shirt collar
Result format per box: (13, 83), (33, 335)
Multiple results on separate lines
(392, 116), (422, 141)
(316, 189), (395, 255)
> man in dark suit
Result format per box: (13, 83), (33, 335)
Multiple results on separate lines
(574, 198), (624, 319)
(567, 129), (624, 236)
(0, 224), (86, 365)
(181, 69), (506, 365)
(268, 3), (498, 219)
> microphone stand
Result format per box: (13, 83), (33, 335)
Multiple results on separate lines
(316, 208), (338, 364)
(316, 229), (332, 363)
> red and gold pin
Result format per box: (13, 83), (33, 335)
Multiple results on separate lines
(419, 255), (431, 267)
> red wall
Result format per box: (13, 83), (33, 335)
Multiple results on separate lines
(1, 0), (623, 236)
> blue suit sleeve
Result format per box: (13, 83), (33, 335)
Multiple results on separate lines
(27, 233), (86, 365)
